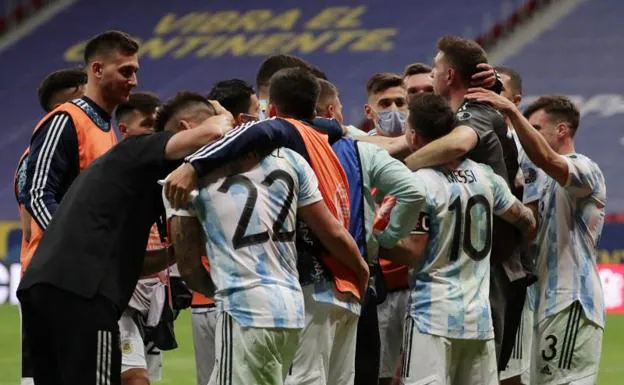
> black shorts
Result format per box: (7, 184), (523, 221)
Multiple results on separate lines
(18, 284), (121, 385)
(20, 315), (34, 379)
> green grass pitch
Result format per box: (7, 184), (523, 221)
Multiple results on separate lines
(0, 305), (621, 384)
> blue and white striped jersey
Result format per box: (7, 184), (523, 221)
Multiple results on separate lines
(533, 153), (606, 328)
(408, 159), (516, 340)
(180, 148), (322, 329)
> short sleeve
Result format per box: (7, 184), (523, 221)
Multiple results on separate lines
(487, 166), (516, 214)
(289, 150), (322, 208)
(562, 155), (598, 198)
(520, 156), (546, 204)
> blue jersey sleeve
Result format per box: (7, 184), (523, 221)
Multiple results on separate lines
(23, 112), (79, 230)
(185, 119), (295, 177)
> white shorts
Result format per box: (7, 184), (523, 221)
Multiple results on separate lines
(191, 307), (218, 385)
(378, 289), (410, 378)
(285, 285), (359, 385)
(399, 317), (498, 385)
(208, 311), (300, 385)
(119, 311), (162, 381)
(531, 301), (603, 385)
(500, 297), (534, 383)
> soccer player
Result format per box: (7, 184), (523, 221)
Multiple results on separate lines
(401, 36), (527, 370)
(466, 89), (606, 385)
(314, 79), (424, 385)
(496, 66), (536, 385)
(363, 73), (408, 137)
(115, 92), (169, 385)
(164, 68), (370, 385)
(16, 98), (234, 385)
(13, 66), (87, 385)
(183, 79), (262, 385)
(384, 93), (536, 385)
(21, 30), (140, 275)
(15, 67), (87, 261)
(403, 63), (434, 96)
(159, 94), (364, 385)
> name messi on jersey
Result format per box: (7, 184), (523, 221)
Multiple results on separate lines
(444, 169), (477, 184)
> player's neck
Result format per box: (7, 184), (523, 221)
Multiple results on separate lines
(557, 140), (576, 155)
(448, 88), (467, 112)
(84, 84), (116, 115)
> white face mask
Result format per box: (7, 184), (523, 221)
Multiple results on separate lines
(258, 99), (269, 120)
(375, 110), (407, 137)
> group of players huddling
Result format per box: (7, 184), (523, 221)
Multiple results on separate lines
(13, 30), (605, 385)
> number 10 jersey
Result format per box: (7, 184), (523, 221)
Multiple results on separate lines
(193, 148), (322, 329)
(408, 159), (516, 340)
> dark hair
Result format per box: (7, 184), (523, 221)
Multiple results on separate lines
(437, 36), (488, 86)
(495, 66), (523, 95)
(37, 68), (87, 112)
(114, 92), (160, 123)
(207, 79), (255, 117)
(366, 73), (404, 96)
(403, 63), (432, 78)
(83, 30), (139, 64)
(523, 96), (580, 136)
(316, 79), (339, 109)
(155, 91), (216, 133)
(269, 68), (320, 120)
(408, 93), (458, 141)
(256, 54), (327, 88)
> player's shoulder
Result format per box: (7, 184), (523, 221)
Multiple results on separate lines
(457, 100), (505, 124)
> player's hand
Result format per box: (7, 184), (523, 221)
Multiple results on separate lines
(165, 163), (198, 209)
(207, 100), (235, 134)
(465, 87), (516, 114)
(471, 63), (497, 88)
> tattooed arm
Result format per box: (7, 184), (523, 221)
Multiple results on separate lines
(141, 246), (175, 277)
(498, 200), (537, 242)
(170, 215), (215, 298)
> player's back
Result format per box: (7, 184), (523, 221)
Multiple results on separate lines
(193, 147), (321, 329)
(410, 158), (514, 340)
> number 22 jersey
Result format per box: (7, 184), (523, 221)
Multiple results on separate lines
(409, 159), (516, 340)
(192, 148), (322, 329)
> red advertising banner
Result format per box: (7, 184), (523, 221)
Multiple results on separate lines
(599, 264), (624, 313)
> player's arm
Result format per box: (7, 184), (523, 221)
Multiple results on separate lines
(23, 113), (78, 230)
(164, 113), (234, 160)
(360, 142), (426, 248)
(403, 125), (478, 171)
(490, 168), (537, 241)
(356, 135), (412, 158)
(141, 246), (176, 276)
(379, 233), (428, 267)
(298, 201), (370, 295)
(498, 200), (536, 242)
(166, 121), (288, 208)
(170, 215), (215, 298)
(466, 88), (569, 186)
(379, 201), (430, 267)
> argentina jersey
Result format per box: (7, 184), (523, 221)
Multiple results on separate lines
(533, 153), (606, 328)
(409, 159), (516, 340)
(192, 148), (322, 329)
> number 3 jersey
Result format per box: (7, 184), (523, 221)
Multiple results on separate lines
(192, 148), (322, 329)
(409, 159), (516, 340)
